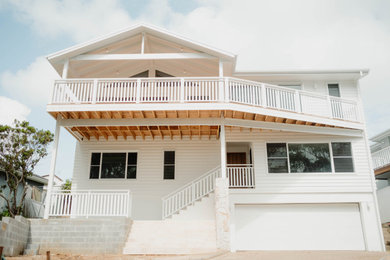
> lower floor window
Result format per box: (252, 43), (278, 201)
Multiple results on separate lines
(266, 142), (354, 173)
(90, 152), (137, 179)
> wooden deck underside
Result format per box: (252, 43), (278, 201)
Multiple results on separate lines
(49, 109), (340, 141)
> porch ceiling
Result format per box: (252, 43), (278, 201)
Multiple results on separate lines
(49, 109), (352, 141)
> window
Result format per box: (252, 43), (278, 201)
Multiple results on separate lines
(89, 152), (137, 179)
(266, 143), (289, 173)
(328, 84), (340, 97)
(331, 142), (354, 172)
(288, 143), (331, 173)
(164, 151), (175, 179)
(127, 153), (138, 179)
(266, 142), (354, 174)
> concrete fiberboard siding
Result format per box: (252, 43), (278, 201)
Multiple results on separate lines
(0, 216), (29, 256)
(72, 139), (221, 220)
(226, 129), (373, 193)
(28, 217), (132, 255)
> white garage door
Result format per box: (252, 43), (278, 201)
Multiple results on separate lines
(235, 203), (365, 250)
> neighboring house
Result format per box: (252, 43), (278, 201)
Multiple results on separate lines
(370, 129), (390, 223)
(41, 174), (64, 191)
(43, 24), (384, 252)
(0, 170), (48, 216)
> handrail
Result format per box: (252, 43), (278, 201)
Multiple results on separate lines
(372, 146), (390, 170)
(51, 77), (361, 122)
(161, 166), (220, 200)
(161, 166), (221, 219)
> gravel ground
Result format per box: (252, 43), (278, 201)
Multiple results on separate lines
(6, 251), (390, 260)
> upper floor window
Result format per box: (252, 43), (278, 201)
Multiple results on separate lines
(163, 151), (175, 179)
(328, 84), (340, 97)
(266, 142), (354, 173)
(89, 152), (138, 179)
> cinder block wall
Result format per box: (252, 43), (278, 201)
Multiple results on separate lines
(29, 217), (132, 255)
(0, 216), (30, 256)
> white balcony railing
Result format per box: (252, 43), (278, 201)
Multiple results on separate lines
(372, 146), (390, 170)
(48, 190), (131, 217)
(50, 77), (361, 122)
(227, 164), (255, 188)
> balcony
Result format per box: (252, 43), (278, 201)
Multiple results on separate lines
(372, 146), (390, 171)
(48, 77), (361, 124)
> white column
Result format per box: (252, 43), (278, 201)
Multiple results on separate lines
(62, 59), (69, 79)
(219, 60), (224, 102)
(43, 116), (62, 219)
(220, 124), (226, 178)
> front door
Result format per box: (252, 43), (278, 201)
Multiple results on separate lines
(227, 152), (246, 165)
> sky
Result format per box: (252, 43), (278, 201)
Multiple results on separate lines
(0, 0), (389, 181)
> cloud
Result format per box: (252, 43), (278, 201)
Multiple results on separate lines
(2, 0), (390, 137)
(4, 0), (134, 42)
(1, 57), (59, 106)
(0, 96), (31, 125)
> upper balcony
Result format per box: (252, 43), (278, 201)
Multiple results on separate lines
(47, 76), (363, 129)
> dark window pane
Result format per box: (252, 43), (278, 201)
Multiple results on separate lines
(334, 158), (354, 172)
(127, 166), (137, 179)
(91, 153), (101, 165)
(332, 142), (352, 156)
(164, 151), (175, 164)
(289, 143), (331, 173)
(164, 166), (175, 179)
(101, 153), (126, 178)
(268, 158), (288, 173)
(328, 84), (340, 97)
(128, 153), (138, 165)
(90, 166), (100, 179)
(267, 143), (287, 157)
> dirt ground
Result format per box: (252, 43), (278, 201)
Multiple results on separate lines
(7, 251), (390, 260)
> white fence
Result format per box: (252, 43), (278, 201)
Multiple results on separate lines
(372, 146), (390, 170)
(48, 190), (131, 217)
(227, 164), (255, 188)
(51, 77), (361, 122)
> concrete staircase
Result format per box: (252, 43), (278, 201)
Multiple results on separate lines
(382, 223), (390, 251)
(123, 194), (217, 254)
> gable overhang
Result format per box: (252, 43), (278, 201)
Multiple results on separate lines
(47, 23), (237, 76)
(234, 69), (369, 82)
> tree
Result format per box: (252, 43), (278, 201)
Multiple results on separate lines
(0, 120), (53, 217)
(61, 179), (72, 191)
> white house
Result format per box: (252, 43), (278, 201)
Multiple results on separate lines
(43, 24), (384, 253)
(370, 129), (390, 223)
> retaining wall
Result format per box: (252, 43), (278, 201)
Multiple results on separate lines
(29, 217), (132, 255)
(0, 216), (30, 256)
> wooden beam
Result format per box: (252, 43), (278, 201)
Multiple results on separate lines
(137, 126), (145, 140)
(157, 125), (163, 139)
(147, 126), (154, 140)
(126, 126), (136, 140)
(72, 53), (216, 61)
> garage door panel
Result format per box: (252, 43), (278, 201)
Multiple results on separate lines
(235, 204), (365, 250)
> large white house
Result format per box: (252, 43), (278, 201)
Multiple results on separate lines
(43, 24), (384, 253)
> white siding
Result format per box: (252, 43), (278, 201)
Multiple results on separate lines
(72, 139), (221, 220)
(72, 129), (374, 219)
(227, 129), (373, 193)
(300, 80), (358, 99)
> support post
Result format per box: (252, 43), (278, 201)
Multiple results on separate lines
(219, 60), (224, 102)
(62, 59), (69, 79)
(180, 78), (185, 103)
(261, 83), (267, 107)
(136, 79), (141, 103)
(43, 116), (61, 219)
(92, 79), (98, 104)
(220, 125), (226, 178)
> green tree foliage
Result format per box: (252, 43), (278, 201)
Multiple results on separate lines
(0, 120), (53, 217)
(61, 179), (72, 191)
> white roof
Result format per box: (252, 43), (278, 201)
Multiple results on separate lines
(47, 23), (237, 66)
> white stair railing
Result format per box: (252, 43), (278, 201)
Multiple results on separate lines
(161, 166), (221, 219)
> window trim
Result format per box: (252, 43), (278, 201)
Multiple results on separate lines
(89, 150), (138, 180)
(265, 142), (355, 175)
(163, 150), (176, 180)
(331, 142), (355, 173)
(327, 82), (341, 97)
